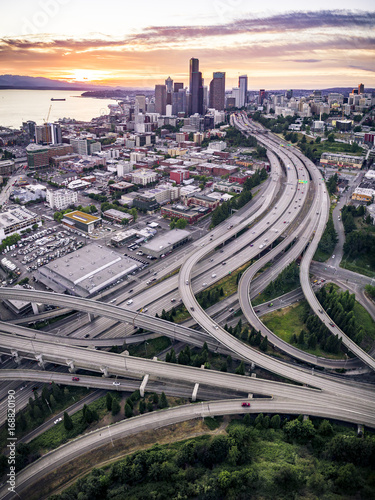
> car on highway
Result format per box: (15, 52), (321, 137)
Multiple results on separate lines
(190, 307), (195, 311)
(32, 386), (38, 392)
(202, 282), (207, 286)
(128, 289), (133, 293)
(213, 325), (219, 330)
(211, 274), (217, 278)
(127, 299), (133, 305)
(186, 280), (189, 285)
(329, 323), (335, 327)
(54, 417), (63, 424)
(332, 255), (335, 259)
(222, 262), (226, 265)
(72, 377), (79, 381)
(229, 307), (234, 312)
(241, 402), (251, 407)
(113, 382), (120, 386)
(84, 334), (90, 338)
(171, 298), (176, 302)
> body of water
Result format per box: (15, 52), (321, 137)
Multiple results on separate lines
(0, 90), (117, 129)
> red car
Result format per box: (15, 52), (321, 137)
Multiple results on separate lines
(241, 402), (251, 407)
(72, 377), (80, 381)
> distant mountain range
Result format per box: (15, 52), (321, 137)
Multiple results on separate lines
(0, 75), (373, 95)
(0, 75), (114, 91)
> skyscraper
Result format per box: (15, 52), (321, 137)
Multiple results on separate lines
(259, 89), (266, 105)
(209, 72), (226, 111)
(238, 75), (248, 108)
(155, 85), (167, 115)
(189, 58), (203, 115)
(174, 82), (184, 92)
(358, 83), (364, 94)
(165, 77), (173, 93)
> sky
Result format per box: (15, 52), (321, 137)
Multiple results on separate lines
(0, 0), (374, 90)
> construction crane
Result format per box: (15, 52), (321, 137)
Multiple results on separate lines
(44, 104), (52, 123)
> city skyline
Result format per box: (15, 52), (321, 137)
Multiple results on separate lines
(0, 1), (374, 89)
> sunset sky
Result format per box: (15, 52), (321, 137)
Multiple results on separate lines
(0, 0), (374, 89)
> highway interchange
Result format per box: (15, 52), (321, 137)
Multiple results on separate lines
(1, 113), (375, 498)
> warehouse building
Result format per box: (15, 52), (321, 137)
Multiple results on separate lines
(61, 211), (102, 234)
(140, 229), (191, 258)
(37, 244), (142, 297)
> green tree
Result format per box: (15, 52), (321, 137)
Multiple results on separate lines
(260, 335), (268, 352)
(106, 393), (113, 411)
(125, 403), (133, 418)
(271, 414), (281, 429)
(111, 398), (120, 416)
(139, 399), (146, 414)
(63, 411), (73, 431)
(159, 392), (168, 408)
(235, 361), (245, 375)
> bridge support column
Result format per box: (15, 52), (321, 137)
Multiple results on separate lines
(100, 366), (109, 378)
(248, 393), (253, 399)
(251, 362), (255, 371)
(192, 383), (199, 402)
(87, 313), (95, 322)
(251, 373), (257, 378)
(357, 424), (364, 437)
(303, 415), (309, 421)
(66, 359), (76, 373)
(140, 374), (149, 397)
(11, 350), (22, 365)
(152, 356), (158, 361)
(35, 354), (45, 369)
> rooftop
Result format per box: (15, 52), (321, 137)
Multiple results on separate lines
(141, 229), (190, 252)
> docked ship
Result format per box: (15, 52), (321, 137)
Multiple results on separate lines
(51, 98), (66, 101)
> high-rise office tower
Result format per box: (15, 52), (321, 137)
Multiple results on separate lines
(35, 123), (61, 144)
(165, 77), (173, 93)
(174, 82), (184, 92)
(358, 83), (364, 94)
(172, 88), (187, 115)
(155, 85), (167, 115)
(135, 94), (146, 113)
(238, 75), (248, 108)
(259, 89), (266, 105)
(209, 72), (226, 110)
(189, 58), (203, 115)
(285, 89), (293, 100)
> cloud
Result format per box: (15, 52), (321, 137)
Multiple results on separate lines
(348, 65), (375, 73)
(287, 59), (322, 63)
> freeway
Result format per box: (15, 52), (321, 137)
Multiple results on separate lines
(1, 395), (375, 500)
(1, 330), (375, 408)
(237, 113), (375, 371)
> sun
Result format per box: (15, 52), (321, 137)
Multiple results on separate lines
(67, 69), (108, 83)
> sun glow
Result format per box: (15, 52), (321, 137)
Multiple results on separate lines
(67, 69), (109, 82)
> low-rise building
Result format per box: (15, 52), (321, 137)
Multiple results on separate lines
(131, 169), (158, 186)
(140, 229), (191, 258)
(46, 189), (78, 210)
(103, 209), (133, 224)
(160, 204), (209, 223)
(320, 152), (364, 169)
(109, 181), (134, 194)
(352, 187), (375, 202)
(0, 208), (41, 242)
(187, 193), (220, 209)
(61, 211), (102, 234)
(213, 181), (243, 193)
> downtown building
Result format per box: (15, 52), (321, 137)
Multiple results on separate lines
(189, 58), (204, 115)
(209, 72), (226, 111)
